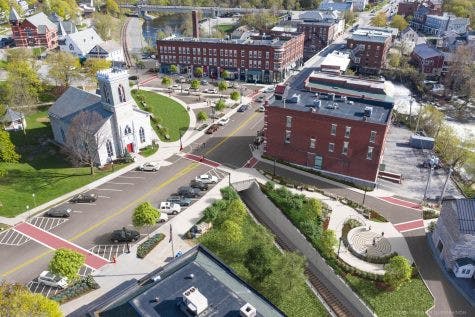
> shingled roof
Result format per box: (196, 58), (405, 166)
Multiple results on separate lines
(48, 87), (102, 119)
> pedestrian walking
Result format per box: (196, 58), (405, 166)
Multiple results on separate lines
(381, 231), (385, 237)
(372, 237), (376, 246)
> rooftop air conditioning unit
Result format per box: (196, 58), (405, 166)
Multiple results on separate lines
(240, 303), (257, 317)
(364, 106), (373, 117)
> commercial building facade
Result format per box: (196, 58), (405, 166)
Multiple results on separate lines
(156, 32), (304, 83)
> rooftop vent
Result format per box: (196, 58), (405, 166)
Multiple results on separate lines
(313, 99), (321, 108)
(151, 275), (161, 282)
(183, 286), (208, 315)
(364, 106), (373, 117)
(240, 303), (257, 317)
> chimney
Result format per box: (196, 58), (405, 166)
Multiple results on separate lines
(192, 10), (199, 38)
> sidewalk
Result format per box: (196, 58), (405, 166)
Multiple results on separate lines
(61, 177), (230, 315)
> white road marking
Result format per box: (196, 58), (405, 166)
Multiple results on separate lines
(118, 176), (145, 179)
(97, 188), (123, 191)
(107, 182), (134, 185)
(98, 195), (111, 198)
(74, 202), (97, 205)
(72, 210), (83, 213)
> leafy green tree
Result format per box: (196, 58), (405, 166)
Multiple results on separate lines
(45, 51), (80, 87)
(48, 0), (79, 19)
(371, 12), (387, 27)
(5, 60), (41, 111)
(132, 202), (159, 233)
(49, 248), (85, 281)
(217, 80), (228, 94)
(240, 12), (279, 31)
(190, 79), (200, 90)
(344, 10), (357, 25)
(443, 0), (474, 28)
(435, 125), (473, 168)
(318, 230), (338, 258)
(390, 14), (409, 31)
(244, 243), (274, 282)
(92, 13), (114, 40)
(220, 220), (242, 244)
(383, 255), (412, 290)
(105, 0), (119, 16)
(83, 58), (112, 81)
(6, 48), (33, 64)
(197, 111), (208, 121)
(221, 70), (230, 79)
(0, 282), (62, 317)
(230, 91), (240, 101)
(220, 186), (239, 200)
(215, 99), (226, 112)
(418, 105), (444, 137)
(194, 67), (203, 77)
(0, 130), (20, 163)
(161, 76), (172, 87)
(388, 51), (401, 68)
(169, 64), (178, 74)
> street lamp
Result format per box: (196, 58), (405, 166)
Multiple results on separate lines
(32, 193), (36, 208)
(123, 227), (130, 253)
(337, 237), (342, 257)
(26, 205), (30, 219)
(179, 129), (183, 151)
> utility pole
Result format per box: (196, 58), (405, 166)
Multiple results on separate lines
(423, 166), (434, 202)
(438, 167), (453, 206)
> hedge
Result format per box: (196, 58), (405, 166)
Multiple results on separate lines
(423, 209), (439, 220)
(50, 275), (99, 304)
(136, 233), (165, 259)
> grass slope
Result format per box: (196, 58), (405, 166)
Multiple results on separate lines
(131, 90), (190, 142)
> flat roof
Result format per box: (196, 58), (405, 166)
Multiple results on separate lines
(350, 28), (393, 43)
(320, 52), (350, 71)
(97, 245), (284, 317)
(159, 34), (296, 47)
(270, 91), (393, 125)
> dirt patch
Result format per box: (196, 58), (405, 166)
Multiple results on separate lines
(36, 117), (50, 123)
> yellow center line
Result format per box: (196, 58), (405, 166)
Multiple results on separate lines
(206, 111), (259, 156)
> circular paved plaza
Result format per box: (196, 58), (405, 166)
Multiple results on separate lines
(348, 227), (391, 257)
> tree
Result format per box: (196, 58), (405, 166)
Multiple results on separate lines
(92, 13), (114, 40)
(230, 91), (240, 101)
(240, 12), (279, 31)
(197, 111), (208, 121)
(344, 10), (357, 25)
(390, 15), (409, 31)
(221, 70), (230, 79)
(418, 105), (444, 137)
(217, 80), (228, 93)
(169, 64), (178, 74)
(318, 230), (338, 258)
(443, 46), (475, 100)
(5, 60), (41, 111)
(62, 111), (107, 174)
(383, 255), (412, 290)
(48, 0), (79, 19)
(83, 58), (112, 81)
(435, 125), (473, 168)
(105, 0), (119, 16)
(190, 79), (200, 90)
(132, 202), (159, 234)
(215, 99), (226, 112)
(0, 130), (20, 163)
(371, 12), (387, 27)
(161, 76), (172, 87)
(443, 0), (474, 28)
(388, 51), (401, 68)
(0, 281), (62, 317)
(220, 220), (242, 244)
(45, 51), (80, 87)
(49, 248), (85, 281)
(6, 47), (33, 64)
(244, 243), (274, 282)
(194, 67), (203, 77)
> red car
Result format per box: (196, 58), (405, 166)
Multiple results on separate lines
(206, 124), (219, 134)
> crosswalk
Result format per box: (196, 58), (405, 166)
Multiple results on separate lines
(89, 244), (131, 262)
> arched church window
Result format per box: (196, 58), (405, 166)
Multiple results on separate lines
(60, 128), (66, 142)
(139, 127), (145, 143)
(106, 140), (114, 157)
(118, 84), (126, 102)
(124, 125), (132, 135)
(103, 85), (111, 104)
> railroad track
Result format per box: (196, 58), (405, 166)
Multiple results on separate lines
(121, 18), (133, 68)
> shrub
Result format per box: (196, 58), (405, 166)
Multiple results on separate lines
(50, 275), (99, 304)
(428, 221), (436, 232)
(136, 233), (165, 259)
(423, 209), (439, 220)
(220, 187), (239, 201)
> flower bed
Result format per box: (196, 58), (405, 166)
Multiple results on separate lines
(136, 233), (165, 259)
(50, 275), (99, 304)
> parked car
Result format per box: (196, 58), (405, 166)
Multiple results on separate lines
(206, 124), (220, 134)
(38, 271), (68, 289)
(159, 201), (182, 215)
(110, 228), (140, 243)
(195, 174), (218, 184)
(157, 213), (169, 223)
(172, 84), (179, 89)
(254, 136), (264, 146)
(190, 179), (209, 191)
(420, 155), (442, 169)
(237, 104), (249, 112)
(258, 105), (265, 112)
(209, 88), (218, 94)
(177, 186), (201, 198)
(264, 87), (274, 93)
(218, 117), (230, 125)
(44, 207), (72, 218)
(167, 195), (192, 206)
(201, 80), (208, 85)
(70, 193), (97, 203)
(138, 162), (160, 171)
(256, 95), (264, 102)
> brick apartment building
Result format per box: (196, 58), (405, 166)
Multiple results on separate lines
(9, 9), (58, 50)
(264, 73), (394, 186)
(397, 1), (420, 17)
(411, 43), (445, 77)
(347, 27), (394, 74)
(156, 31), (304, 83)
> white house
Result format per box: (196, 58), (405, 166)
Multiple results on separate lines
(87, 40), (125, 63)
(452, 258), (475, 279)
(60, 28), (103, 58)
(48, 68), (155, 166)
(1, 108), (26, 131)
(351, 0), (367, 12)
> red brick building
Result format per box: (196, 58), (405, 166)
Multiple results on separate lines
(397, 1), (420, 17)
(156, 31), (304, 83)
(347, 27), (394, 74)
(9, 9), (58, 50)
(411, 43), (445, 77)
(264, 74), (393, 186)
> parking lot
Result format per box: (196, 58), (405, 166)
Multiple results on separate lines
(379, 125), (461, 201)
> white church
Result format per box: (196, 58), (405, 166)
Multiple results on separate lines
(48, 68), (155, 166)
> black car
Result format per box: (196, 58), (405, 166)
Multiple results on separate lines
(70, 193), (97, 203)
(167, 195), (192, 206)
(177, 186), (201, 198)
(44, 207), (71, 218)
(190, 180), (209, 191)
(110, 228), (140, 243)
(237, 104), (249, 112)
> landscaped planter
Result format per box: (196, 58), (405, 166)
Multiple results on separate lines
(50, 275), (99, 304)
(136, 233), (165, 259)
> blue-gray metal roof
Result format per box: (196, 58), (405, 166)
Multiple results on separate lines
(48, 87), (102, 119)
(455, 257), (475, 267)
(455, 199), (475, 234)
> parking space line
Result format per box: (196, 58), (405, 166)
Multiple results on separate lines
(118, 176), (145, 179)
(97, 188), (123, 191)
(98, 195), (111, 198)
(107, 182), (134, 185)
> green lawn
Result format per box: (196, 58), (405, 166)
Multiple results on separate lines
(139, 144), (159, 157)
(216, 24), (236, 34)
(131, 90), (190, 142)
(346, 274), (433, 316)
(0, 110), (125, 217)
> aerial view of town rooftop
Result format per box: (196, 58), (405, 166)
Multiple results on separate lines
(0, 0), (473, 316)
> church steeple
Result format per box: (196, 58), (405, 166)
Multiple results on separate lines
(96, 68), (133, 110)
(9, 8), (20, 25)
